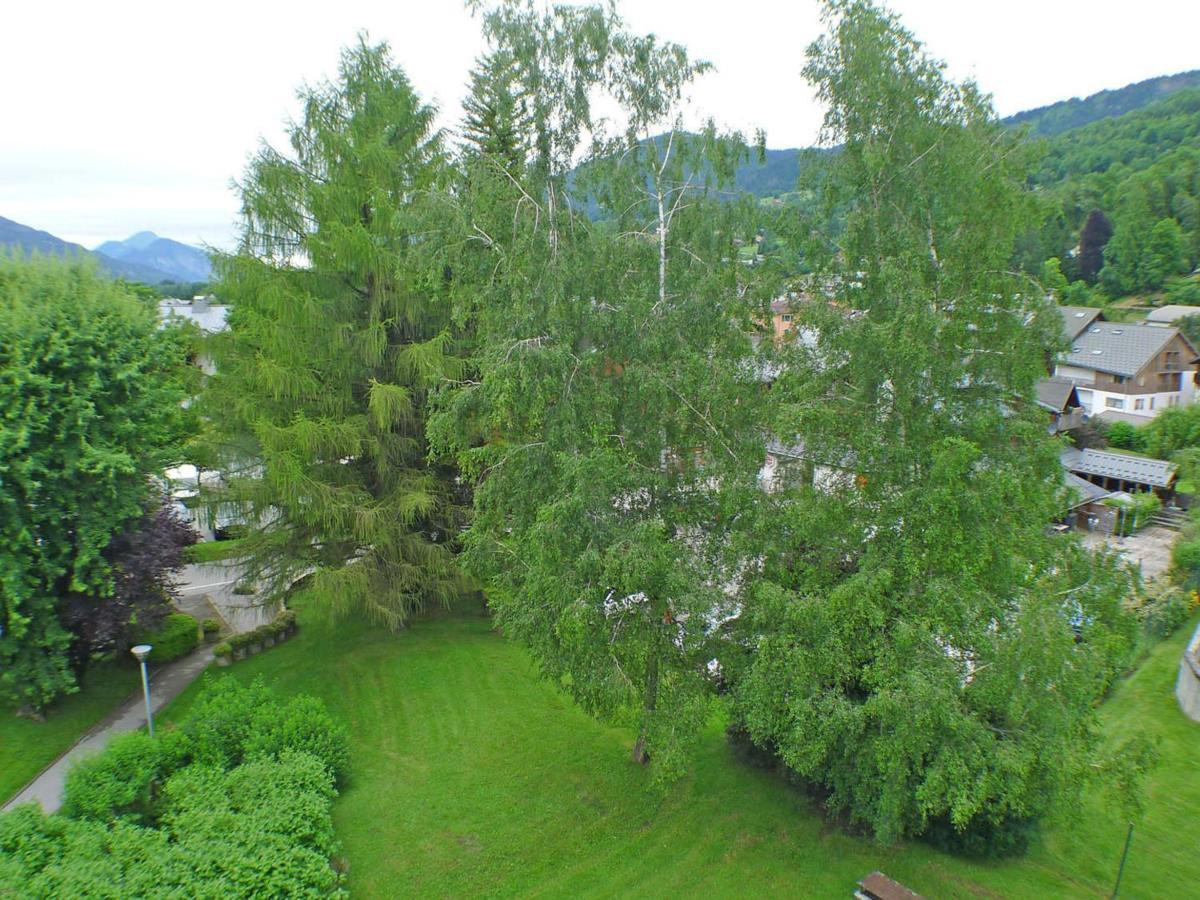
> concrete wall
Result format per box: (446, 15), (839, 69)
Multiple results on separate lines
(1176, 622), (1200, 723)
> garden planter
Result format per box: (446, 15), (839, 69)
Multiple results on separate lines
(216, 655), (231, 667)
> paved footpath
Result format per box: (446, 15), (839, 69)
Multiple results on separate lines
(3, 645), (215, 814)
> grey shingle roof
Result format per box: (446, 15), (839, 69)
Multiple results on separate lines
(1145, 305), (1200, 325)
(1063, 447), (1177, 488)
(1059, 306), (1102, 340)
(1062, 322), (1177, 378)
(1065, 471), (1112, 506)
(1035, 378), (1079, 412)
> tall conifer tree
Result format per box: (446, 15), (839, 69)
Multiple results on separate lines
(205, 39), (463, 627)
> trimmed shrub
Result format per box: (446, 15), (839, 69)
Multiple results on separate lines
(133, 613), (200, 664)
(3, 678), (349, 897)
(1105, 420), (1145, 452)
(223, 610), (299, 659)
(61, 730), (188, 823)
(243, 695), (350, 780)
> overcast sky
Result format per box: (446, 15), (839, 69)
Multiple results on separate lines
(2, 0), (1197, 250)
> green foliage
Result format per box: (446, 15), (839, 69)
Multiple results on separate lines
(203, 37), (464, 628)
(132, 613), (199, 664)
(1105, 420), (1146, 451)
(222, 609), (298, 657)
(1041, 257), (1068, 299)
(1019, 89), (1200, 298)
(1166, 277), (1200, 306)
(731, 0), (1139, 846)
(0, 255), (191, 709)
(1, 678), (348, 897)
(461, 49), (529, 172)
(434, 0), (773, 779)
(61, 730), (187, 823)
(1102, 491), (1161, 536)
(1138, 402), (1200, 458)
(201, 618), (220, 638)
(1005, 70), (1200, 138)
(1134, 586), (1197, 639)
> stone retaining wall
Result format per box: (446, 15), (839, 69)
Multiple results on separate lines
(1176, 622), (1200, 722)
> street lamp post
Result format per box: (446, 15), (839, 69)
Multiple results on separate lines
(130, 644), (154, 737)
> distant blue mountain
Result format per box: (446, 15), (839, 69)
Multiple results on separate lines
(0, 216), (174, 283)
(93, 231), (212, 282)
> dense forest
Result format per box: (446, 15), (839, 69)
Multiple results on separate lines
(1018, 87), (1200, 297)
(1005, 69), (1200, 137)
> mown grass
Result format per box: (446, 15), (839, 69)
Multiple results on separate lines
(160, 604), (1200, 898)
(0, 660), (140, 803)
(183, 537), (248, 565)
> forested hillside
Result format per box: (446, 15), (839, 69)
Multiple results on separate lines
(1004, 69), (1200, 137)
(1017, 88), (1200, 295)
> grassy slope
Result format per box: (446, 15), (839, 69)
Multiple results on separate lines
(160, 605), (1200, 899)
(0, 660), (140, 802)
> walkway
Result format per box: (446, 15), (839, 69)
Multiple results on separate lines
(3, 645), (215, 813)
(3, 554), (277, 814)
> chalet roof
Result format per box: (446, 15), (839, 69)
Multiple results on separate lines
(1059, 306), (1103, 341)
(1035, 378), (1079, 413)
(1062, 322), (1179, 378)
(1144, 305), (1200, 325)
(1065, 471), (1112, 507)
(1061, 447), (1177, 488)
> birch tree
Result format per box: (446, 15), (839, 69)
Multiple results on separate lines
(730, 0), (1141, 848)
(432, 1), (773, 778)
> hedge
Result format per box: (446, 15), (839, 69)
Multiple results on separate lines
(214, 610), (298, 665)
(0, 678), (348, 898)
(133, 613), (200, 664)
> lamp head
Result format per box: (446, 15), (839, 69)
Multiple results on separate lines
(131, 644), (152, 663)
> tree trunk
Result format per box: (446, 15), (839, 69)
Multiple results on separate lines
(631, 645), (660, 765)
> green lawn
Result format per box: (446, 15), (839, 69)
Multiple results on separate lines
(183, 537), (248, 565)
(0, 660), (141, 803)
(159, 605), (1200, 898)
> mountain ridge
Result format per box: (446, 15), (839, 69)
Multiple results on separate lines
(0, 216), (176, 283)
(93, 232), (212, 282)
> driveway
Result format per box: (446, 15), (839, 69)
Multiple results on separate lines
(177, 561), (279, 634)
(1080, 525), (1177, 582)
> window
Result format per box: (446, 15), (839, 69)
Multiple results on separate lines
(1106, 397), (1125, 409)
(1135, 399), (1145, 410)
(781, 314), (793, 323)
(1114, 375), (1128, 384)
